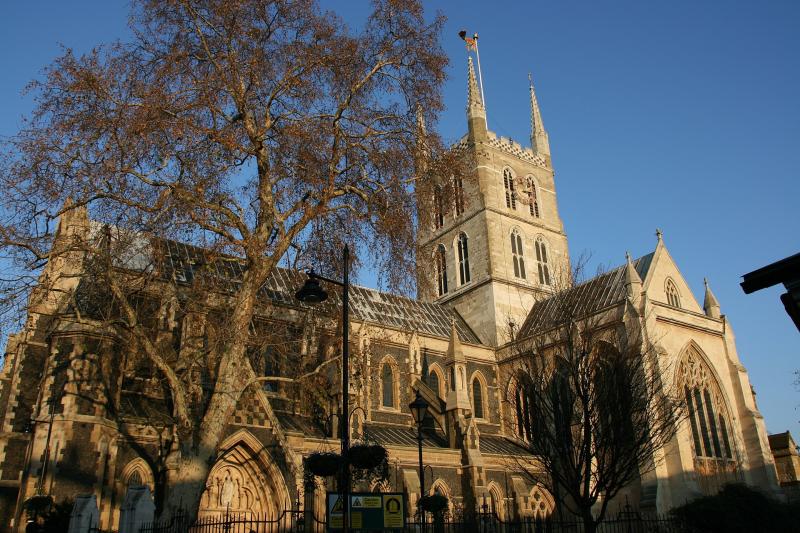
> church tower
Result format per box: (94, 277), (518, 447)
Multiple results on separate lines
(418, 59), (570, 346)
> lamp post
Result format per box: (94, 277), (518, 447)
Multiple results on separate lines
(295, 245), (351, 532)
(409, 390), (429, 526)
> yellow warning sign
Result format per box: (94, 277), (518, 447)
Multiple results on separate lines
(350, 512), (362, 528)
(353, 496), (381, 508)
(383, 495), (403, 528)
(331, 496), (344, 513)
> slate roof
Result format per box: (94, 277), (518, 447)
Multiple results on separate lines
(79, 235), (481, 344)
(479, 435), (534, 457)
(364, 424), (449, 449)
(517, 253), (654, 339)
(275, 412), (328, 438)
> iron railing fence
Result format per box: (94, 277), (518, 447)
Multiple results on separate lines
(132, 507), (689, 533)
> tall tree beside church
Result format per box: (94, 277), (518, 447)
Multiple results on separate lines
(0, 0), (455, 519)
(506, 260), (684, 533)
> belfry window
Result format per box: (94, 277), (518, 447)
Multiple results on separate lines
(457, 232), (471, 285)
(535, 237), (551, 286)
(666, 279), (681, 308)
(454, 176), (465, 216)
(435, 244), (448, 296)
(527, 177), (540, 218)
(381, 363), (394, 408)
(503, 169), (516, 209)
(511, 229), (526, 279)
(433, 186), (445, 229)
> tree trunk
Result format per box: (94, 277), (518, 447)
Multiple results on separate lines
(162, 453), (212, 522)
(581, 509), (597, 533)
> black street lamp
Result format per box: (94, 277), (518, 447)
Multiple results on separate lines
(295, 245), (351, 532)
(409, 390), (429, 524)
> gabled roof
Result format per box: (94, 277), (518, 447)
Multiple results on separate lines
(517, 253), (654, 339)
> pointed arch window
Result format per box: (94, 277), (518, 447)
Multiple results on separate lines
(472, 376), (485, 419)
(535, 237), (551, 286)
(511, 229), (526, 279)
(527, 177), (540, 218)
(428, 367), (442, 399)
(679, 348), (735, 463)
(503, 169), (516, 210)
(513, 380), (533, 441)
(435, 244), (448, 297)
(457, 232), (471, 285)
(433, 186), (445, 230)
(454, 176), (465, 216)
(666, 279), (681, 308)
(381, 363), (395, 408)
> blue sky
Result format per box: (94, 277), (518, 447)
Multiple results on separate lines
(2, 2), (798, 439)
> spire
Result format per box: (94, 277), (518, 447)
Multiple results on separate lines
(421, 349), (430, 383)
(466, 57), (487, 140)
(624, 251), (642, 304)
(467, 57), (484, 111)
(529, 72), (550, 163)
(703, 278), (722, 319)
(414, 103), (429, 176)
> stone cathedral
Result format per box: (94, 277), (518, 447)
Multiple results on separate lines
(0, 58), (780, 531)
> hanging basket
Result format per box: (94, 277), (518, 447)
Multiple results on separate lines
(419, 494), (449, 513)
(23, 494), (53, 514)
(305, 452), (341, 478)
(347, 444), (388, 471)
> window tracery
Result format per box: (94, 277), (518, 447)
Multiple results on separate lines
(677, 347), (734, 461)
(666, 279), (681, 308)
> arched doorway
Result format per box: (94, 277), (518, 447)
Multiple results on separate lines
(198, 431), (290, 519)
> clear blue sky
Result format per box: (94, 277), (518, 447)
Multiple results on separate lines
(2, 2), (798, 439)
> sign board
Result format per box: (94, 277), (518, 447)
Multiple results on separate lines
(326, 492), (405, 531)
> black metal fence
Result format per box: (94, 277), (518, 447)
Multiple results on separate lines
(136, 507), (688, 533)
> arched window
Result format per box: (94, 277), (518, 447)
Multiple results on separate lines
(503, 168), (516, 209)
(512, 378), (532, 441)
(527, 177), (540, 218)
(472, 376), (484, 419)
(381, 363), (395, 408)
(457, 232), (471, 285)
(428, 367), (442, 399)
(454, 176), (465, 216)
(435, 244), (448, 296)
(678, 347), (735, 463)
(666, 279), (681, 308)
(433, 186), (445, 229)
(511, 229), (526, 279)
(535, 237), (551, 286)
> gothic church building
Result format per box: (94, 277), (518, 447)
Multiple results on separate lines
(0, 58), (779, 530)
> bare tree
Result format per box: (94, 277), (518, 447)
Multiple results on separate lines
(504, 258), (683, 532)
(0, 0), (458, 520)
